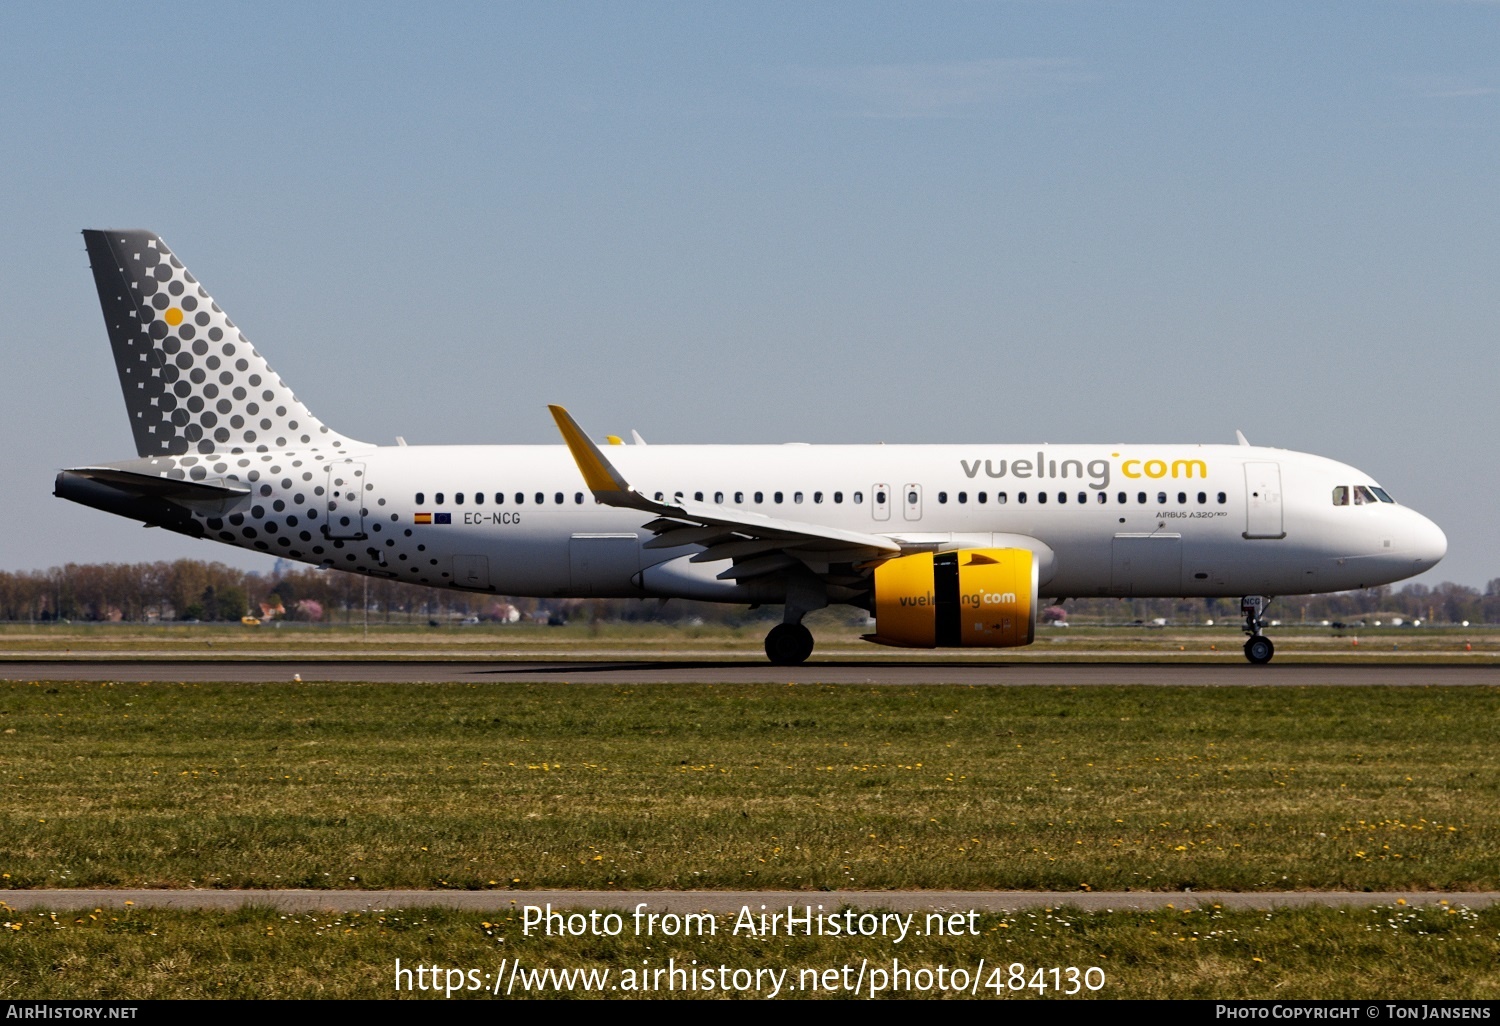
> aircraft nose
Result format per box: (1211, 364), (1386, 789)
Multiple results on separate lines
(1408, 511), (1447, 568)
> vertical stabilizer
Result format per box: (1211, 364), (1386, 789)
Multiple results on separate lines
(83, 229), (362, 457)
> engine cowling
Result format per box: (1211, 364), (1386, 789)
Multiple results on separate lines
(867, 548), (1038, 648)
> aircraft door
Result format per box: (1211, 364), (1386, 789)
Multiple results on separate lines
(902, 483), (923, 521)
(1111, 533), (1184, 596)
(324, 460), (368, 540)
(1243, 462), (1286, 539)
(570, 533), (642, 597)
(872, 484), (891, 522)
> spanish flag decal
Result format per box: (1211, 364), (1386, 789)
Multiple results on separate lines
(414, 512), (433, 525)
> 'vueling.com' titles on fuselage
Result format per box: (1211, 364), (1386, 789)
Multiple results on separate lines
(56, 229), (1447, 665)
(960, 454), (1209, 489)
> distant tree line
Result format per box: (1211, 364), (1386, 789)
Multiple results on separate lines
(0, 560), (1496, 626)
(0, 560), (772, 626)
(1054, 581), (1500, 626)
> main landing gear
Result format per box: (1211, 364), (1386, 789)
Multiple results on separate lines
(764, 569), (825, 666)
(1241, 595), (1275, 665)
(765, 623), (815, 666)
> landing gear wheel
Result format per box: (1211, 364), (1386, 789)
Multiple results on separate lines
(765, 623), (814, 666)
(1244, 636), (1275, 665)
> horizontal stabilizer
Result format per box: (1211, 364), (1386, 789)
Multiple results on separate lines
(61, 466), (251, 502)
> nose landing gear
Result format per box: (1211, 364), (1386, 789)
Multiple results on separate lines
(1241, 595), (1275, 664)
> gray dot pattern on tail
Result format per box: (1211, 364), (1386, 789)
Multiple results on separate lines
(84, 230), (355, 458)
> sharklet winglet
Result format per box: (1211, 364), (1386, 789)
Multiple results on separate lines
(548, 405), (647, 504)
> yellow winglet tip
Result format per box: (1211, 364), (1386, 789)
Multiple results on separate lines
(548, 405), (629, 494)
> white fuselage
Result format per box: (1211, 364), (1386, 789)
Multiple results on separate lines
(68, 228), (1450, 665)
(185, 440), (1445, 602)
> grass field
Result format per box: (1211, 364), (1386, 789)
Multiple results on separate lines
(2, 680), (1496, 892)
(2, 619), (1498, 662)
(3, 901), (1497, 999)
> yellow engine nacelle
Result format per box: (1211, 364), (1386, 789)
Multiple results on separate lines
(867, 548), (1038, 648)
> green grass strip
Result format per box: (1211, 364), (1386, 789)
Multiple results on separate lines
(2, 681), (1497, 892)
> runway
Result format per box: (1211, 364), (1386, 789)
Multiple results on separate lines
(1, 659), (1496, 685)
(4, 889), (1496, 913)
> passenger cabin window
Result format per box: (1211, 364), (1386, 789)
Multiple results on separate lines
(1177, 492), (1186, 504)
(694, 491), (704, 502)
(535, 492), (544, 505)
(474, 492), (484, 505)
(1097, 492), (1107, 504)
(794, 492), (804, 504)
(1197, 492), (1206, 504)
(754, 491), (764, 503)
(1137, 492), (1147, 504)
(435, 492), (445, 505)
(833, 491), (843, 503)
(853, 491), (863, 504)
(1332, 486), (1349, 506)
(1019, 492), (1028, 504)
(774, 491), (784, 504)
(1157, 492), (1167, 505)
(415, 492), (425, 505)
(938, 491), (948, 504)
(958, 491), (967, 504)
(555, 492), (564, 504)
(575, 493), (584, 504)
(813, 491), (823, 504)
(734, 491), (744, 503)
(995, 492), (1006, 504)
(515, 492), (524, 504)
(1217, 492), (1227, 504)
(714, 491), (724, 503)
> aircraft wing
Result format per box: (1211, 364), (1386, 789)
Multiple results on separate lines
(549, 406), (899, 580)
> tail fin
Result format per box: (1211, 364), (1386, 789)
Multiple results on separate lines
(82, 229), (362, 457)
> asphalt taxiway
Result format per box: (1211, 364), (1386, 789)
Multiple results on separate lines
(1, 660), (1496, 685)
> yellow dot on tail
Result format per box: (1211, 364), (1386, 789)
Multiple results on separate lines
(164, 308), (183, 326)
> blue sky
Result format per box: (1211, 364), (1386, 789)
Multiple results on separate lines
(2, 1), (1496, 588)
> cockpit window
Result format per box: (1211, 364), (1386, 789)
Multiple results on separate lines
(1332, 486), (1349, 506)
(1354, 485), (1379, 505)
(1370, 487), (1395, 504)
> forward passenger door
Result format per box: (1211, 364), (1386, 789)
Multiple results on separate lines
(1243, 462), (1285, 539)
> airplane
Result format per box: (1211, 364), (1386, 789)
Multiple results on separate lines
(56, 229), (1448, 665)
